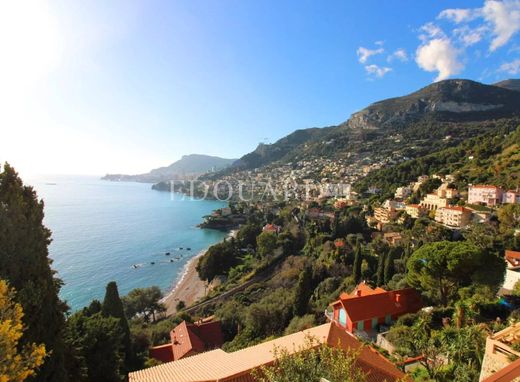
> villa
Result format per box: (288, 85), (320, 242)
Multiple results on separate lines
(326, 282), (422, 335)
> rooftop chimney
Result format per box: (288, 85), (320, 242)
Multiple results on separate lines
(395, 293), (401, 303)
(356, 290), (362, 297)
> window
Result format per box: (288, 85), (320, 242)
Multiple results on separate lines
(339, 308), (347, 327)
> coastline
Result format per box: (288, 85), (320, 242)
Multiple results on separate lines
(162, 229), (237, 316)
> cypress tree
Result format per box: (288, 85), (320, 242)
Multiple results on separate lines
(0, 163), (68, 381)
(293, 265), (313, 317)
(384, 250), (395, 285)
(102, 281), (132, 371)
(376, 253), (386, 286)
(352, 244), (362, 283)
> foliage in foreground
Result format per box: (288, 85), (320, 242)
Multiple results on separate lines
(253, 337), (367, 382)
(0, 279), (46, 382)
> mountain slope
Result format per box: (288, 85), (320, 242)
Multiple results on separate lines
(494, 79), (520, 93)
(215, 79), (520, 173)
(103, 154), (237, 183)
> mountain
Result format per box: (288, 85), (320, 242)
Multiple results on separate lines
(494, 79), (520, 93)
(217, 79), (520, 173)
(102, 154), (237, 183)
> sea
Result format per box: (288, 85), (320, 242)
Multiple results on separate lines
(28, 175), (228, 311)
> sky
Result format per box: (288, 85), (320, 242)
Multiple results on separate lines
(0, 0), (519, 176)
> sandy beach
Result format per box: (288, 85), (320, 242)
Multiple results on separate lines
(163, 251), (207, 316)
(162, 229), (237, 316)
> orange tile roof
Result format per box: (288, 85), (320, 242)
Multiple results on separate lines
(129, 323), (406, 382)
(335, 287), (422, 323)
(171, 320), (224, 361)
(506, 250), (520, 267)
(338, 282), (386, 301)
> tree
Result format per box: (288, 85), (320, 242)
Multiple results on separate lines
(384, 250), (395, 286)
(256, 232), (278, 257)
(406, 241), (502, 306)
(498, 204), (520, 234)
(0, 280), (46, 382)
(0, 163), (68, 381)
(293, 266), (313, 317)
(122, 287), (165, 322)
(237, 223), (262, 248)
(196, 240), (239, 282)
(376, 253), (385, 286)
(253, 337), (367, 382)
(64, 311), (125, 382)
(352, 244), (362, 283)
(102, 282), (132, 371)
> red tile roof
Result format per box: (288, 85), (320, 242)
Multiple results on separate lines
(334, 286), (422, 322)
(171, 320), (224, 361)
(337, 282), (386, 301)
(131, 323), (407, 382)
(506, 250), (520, 267)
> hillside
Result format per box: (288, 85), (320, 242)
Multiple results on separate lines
(494, 79), (520, 93)
(103, 154), (237, 183)
(212, 79), (520, 174)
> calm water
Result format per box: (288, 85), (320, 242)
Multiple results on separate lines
(28, 176), (227, 310)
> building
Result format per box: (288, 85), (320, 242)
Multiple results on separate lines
(149, 320), (224, 363)
(502, 250), (520, 291)
(481, 357), (520, 382)
(468, 185), (504, 207)
(373, 207), (397, 224)
(262, 224), (281, 234)
(436, 183), (458, 199)
(394, 186), (412, 200)
(383, 232), (403, 246)
(503, 190), (520, 204)
(326, 282), (422, 335)
(479, 323), (520, 381)
(434, 206), (473, 228)
(405, 204), (426, 219)
(420, 193), (448, 211)
(130, 322), (407, 382)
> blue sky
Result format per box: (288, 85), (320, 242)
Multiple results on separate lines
(0, 0), (519, 175)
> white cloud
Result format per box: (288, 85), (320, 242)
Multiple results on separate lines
(482, 0), (520, 51)
(416, 38), (463, 81)
(365, 64), (392, 78)
(438, 8), (479, 23)
(356, 46), (384, 63)
(419, 22), (446, 41)
(453, 25), (488, 46)
(499, 58), (520, 74)
(387, 48), (408, 62)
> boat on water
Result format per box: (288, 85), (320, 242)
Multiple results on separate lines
(165, 252), (171, 256)
(186, 247), (191, 251)
(150, 261), (155, 265)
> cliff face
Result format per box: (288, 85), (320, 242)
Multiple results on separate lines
(344, 79), (520, 130)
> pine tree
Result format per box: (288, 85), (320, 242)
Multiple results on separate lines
(376, 253), (386, 286)
(102, 282), (132, 371)
(352, 244), (362, 283)
(384, 250), (395, 285)
(0, 163), (68, 381)
(293, 266), (313, 317)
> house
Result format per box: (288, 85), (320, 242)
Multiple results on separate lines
(502, 250), (520, 291)
(405, 204), (426, 219)
(434, 206), (473, 228)
(262, 224), (281, 234)
(481, 357), (520, 382)
(384, 232), (403, 246)
(394, 186), (412, 200)
(468, 185), (504, 207)
(503, 190), (520, 204)
(221, 207), (232, 216)
(130, 322), (407, 382)
(373, 207), (397, 224)
(326, 282), (422, 335)
(149, 320), (224, 363)
(437, 183), (458, 199)
(420, 193), (448, 211)
(479, 323), (520, 381)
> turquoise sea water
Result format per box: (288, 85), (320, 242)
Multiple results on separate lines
(28, 176), (227, 311)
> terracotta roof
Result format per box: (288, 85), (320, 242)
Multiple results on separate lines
(336, 287), (422, 322)
(338, 282), (386, 301)
(171, 320), (224, 361)
(506, 250), (520, 268)
(129, 323), (406, 382)
(442, 206), (471, 212)
(482, 356), (520, 382)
